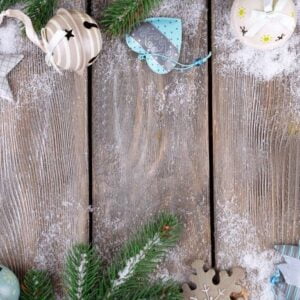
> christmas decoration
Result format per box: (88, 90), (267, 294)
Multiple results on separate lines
(99, 212), (182, 299)
(21, 270), (54, 300)
(0, 0), (18, 12)
(182, 260), (246, 300)
(231, 287), (250, 300)
(64, 244), (100, 300)
(271, 243), (300, 300)
(126, 18), (211, 74)
(0, 0), (57, 32)
(0, 8), (102, 75)
(20, 213), (182, 299)
(101, 0), (163, 36)
(0, 265), (20, 300)
(24, 0), (57, 32)
(231, 0), (297, 50)
(0, 54), (23, 102)
(124, 281), (182, 300)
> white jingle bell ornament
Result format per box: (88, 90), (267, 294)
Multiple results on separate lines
(231, 0), (297, 50)
(0, 8), (102, 75)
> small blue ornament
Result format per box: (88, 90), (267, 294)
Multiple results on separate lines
(0, 265), (20, 300)
(126, 17), (211, 74)
(271, 243), (300, 300)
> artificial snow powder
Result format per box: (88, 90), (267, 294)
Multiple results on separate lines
(76, 254), (88, 299)
(153, 0), (205, 38)
(217, 199), (281, 300)
(216, 1), (300, 80)
(0, 2), (297, 300)
(112, 234), (161, 289)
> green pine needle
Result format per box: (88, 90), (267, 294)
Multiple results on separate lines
(0, 0), (20, 12)
(64, 244), (101, 300)
(0, 0), (57, 32)
(101, 0), (163, 36)
(127, 281), (183, 300)
(24, 0), (57, 32)
(101, 213), (182, 299)
(20, 214), (182, 300)
(21, 270), (55, 300)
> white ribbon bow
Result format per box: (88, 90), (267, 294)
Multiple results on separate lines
(245, 0), (296, 37)
(41, 28), (66, 74)
(0, 9), (64, 73)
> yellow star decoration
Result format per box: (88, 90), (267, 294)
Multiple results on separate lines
(290, 11), (296, 17)
(261, 34), (272, 43)
(238, 7), (247, 18)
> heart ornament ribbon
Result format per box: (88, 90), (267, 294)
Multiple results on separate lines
(246, 0), (296, 37)
(126, 18), (211, 74)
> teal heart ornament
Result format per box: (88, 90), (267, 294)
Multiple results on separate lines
(0, 266), (20, 300)
(126, 18), (211, 74)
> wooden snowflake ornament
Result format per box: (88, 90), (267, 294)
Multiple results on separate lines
(182, 260), (246, 300)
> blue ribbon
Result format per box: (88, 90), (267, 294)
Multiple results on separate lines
(138, 52), (212, 72)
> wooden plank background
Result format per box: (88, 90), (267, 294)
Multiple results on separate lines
(0, 0), (88, 285)
(91, 0), (211, 279)
(0, 0), (299, 298)
(212, 0), (300, 297)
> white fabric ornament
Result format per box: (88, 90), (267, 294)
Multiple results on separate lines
(0, 54), (23, 102)
(0, 8), (102, 75)
(278, 255), (300, 288)
(231, 0), (297, 50)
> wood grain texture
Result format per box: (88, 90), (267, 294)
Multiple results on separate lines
(212, 0), (300, 292)
(92, 0), (211, 279)
(0, 0), (88, 281)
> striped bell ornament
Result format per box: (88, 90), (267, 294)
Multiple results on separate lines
(0, 8), (102, 75)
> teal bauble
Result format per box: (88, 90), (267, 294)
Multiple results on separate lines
(0, 265), (20, 300)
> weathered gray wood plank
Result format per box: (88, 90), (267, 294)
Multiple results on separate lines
(92, 0), (211, 280)
(0, 0), (88, 280)
(212, 0), (300, 297)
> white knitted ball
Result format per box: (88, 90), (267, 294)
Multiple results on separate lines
(231, 0), (297, 50)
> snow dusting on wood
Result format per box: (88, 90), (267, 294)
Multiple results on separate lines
(215, 1), (300, 80)
(217, 199), (281, 300)
(92, 0), (211, 286)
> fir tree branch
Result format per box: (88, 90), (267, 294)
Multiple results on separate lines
(127, 281), (183, 300)
(64, 244), (101, 300)
(100, 0), (163, 36)
(21, 270), (55, 300)
(101, 213), (182, 299)
(0, 0), (57, 32)
(24, 0), (57, 32)
(0, 0), (20, 12)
